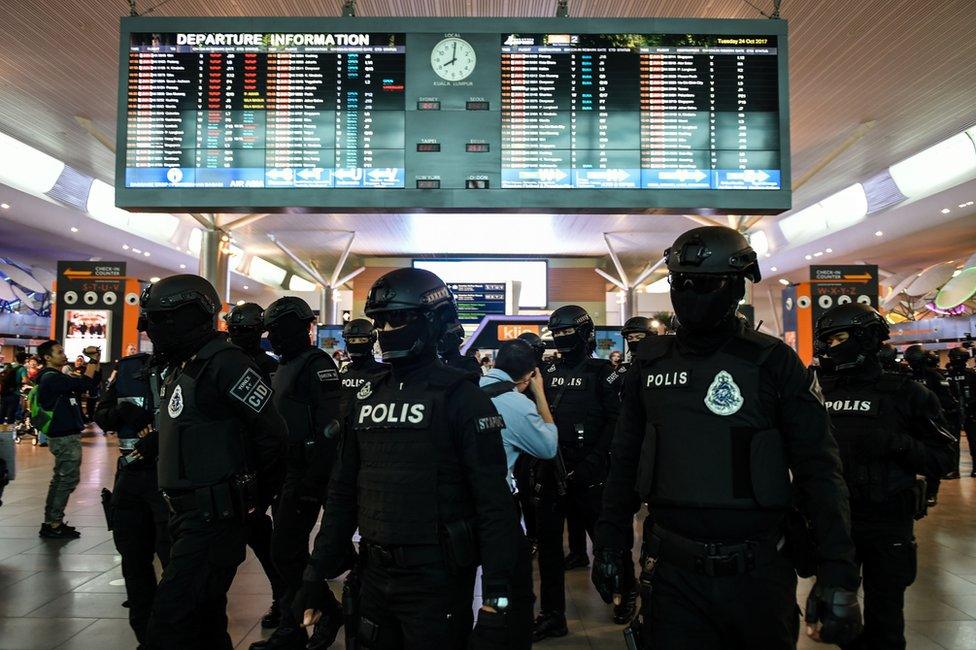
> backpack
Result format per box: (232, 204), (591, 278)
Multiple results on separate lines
(26, 372), (56, 435)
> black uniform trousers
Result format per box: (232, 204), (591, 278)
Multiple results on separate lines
(271, 470), (340, 628)
(964, 415), (976, 464)
(842, 514), (917, 650)
(643, 549), (799, 649)
(111, 462), (171, 645)
(357, 547), (476, 650)
(247, 504), (285, 603)
(146, 508), (246, 650)
(536, 473), (604, 614)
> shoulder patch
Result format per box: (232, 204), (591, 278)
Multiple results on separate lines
(356, 381), (373, 400)
(808, 371), (825, 405)
(546, 364), (557, 373)
(317, 368), (339, 382)
(606, 371), (620, 384)
(167, 384), (184, 418)
(477, 415), (505, 432)
(229, 368), (272, 413)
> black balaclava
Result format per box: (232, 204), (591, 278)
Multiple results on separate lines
(377, 314), (437, 370)
(553, 329), (589, 362)
(145, 303), (215, 361)
(230, 330), (262, 353)
(671, 275), (745, 335)
(267, 314), (312, 362)
(438, 327), (463, 358)
(346, 339), (374, 361)
(818, 336), (868, 374)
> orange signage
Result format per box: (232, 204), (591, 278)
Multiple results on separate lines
(497, 324), (540, 341)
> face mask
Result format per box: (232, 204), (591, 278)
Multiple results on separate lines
(346, 341), (373, 358)
(145, 306), (213, 357)
(670, 278), (742, 333)
(817, 337), (864, 373)
(230, 330), (262, 352)
(438, 329), (463, 355)
(377, 316), (431, 363)
(267, 316), (310, 359)
(553, 332), (585, 355)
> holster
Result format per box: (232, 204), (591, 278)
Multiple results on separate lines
(783, 507), (818, 579)
(912, 477), (928, 521)
(342, 562), (362, 650)
(100, 487), (114, 531)
(442, 518), (478, 572)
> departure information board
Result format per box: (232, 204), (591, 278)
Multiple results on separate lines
(125, 32), (406, 188)
(500, 34), (779, 190)
(116, 17), (791, 213)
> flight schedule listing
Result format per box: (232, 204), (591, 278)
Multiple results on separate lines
(500, 34), (781, 190)
(124, 32), (406, 189)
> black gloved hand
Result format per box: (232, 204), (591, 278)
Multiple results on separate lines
(805, 583), (863, 645)
(468, 608), (508, 650)
(574, 452), (608, 487)
(292, 580), (331, 627)
(132, 430), (159, 463)
(591, 548), (634, 604)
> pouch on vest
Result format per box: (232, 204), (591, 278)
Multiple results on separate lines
(635, 423), (657, 500)
(442, 517), (478, 572)
(749, 429), (792, 508)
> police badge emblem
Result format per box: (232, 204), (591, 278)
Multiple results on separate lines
(704, 370), (743, 416)
(167, 384), (184, 418)
(357, 382), (373, 400)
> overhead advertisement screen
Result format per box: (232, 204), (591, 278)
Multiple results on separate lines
(116, 18), (790, 213)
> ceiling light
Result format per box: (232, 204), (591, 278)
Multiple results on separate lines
(889, 132), (976, 198)
(236, 300), (246, 306)
(132, 248), (141, 254)
(0, 131), (66, 194)
(779, 184), (867, 245)
(943, 208), (953, 213)
(778, 278), (790, 286)
(650, 319), (660, 328)
(825, 248), (833, 253)
(149, 276), (160, 283)
(953, 269), (963, 277)
(965, 201), (974, 207)
(747, 230), (769, 257)
(770, 266), (778, 272)
(0, 203), (9, 209)
(122, 244), (130, 250)
(805, 254), (812, 260)
(288, 275), (317, 292)
(813, 251), (824, 257)
(179, 264), (186, 269)
(143, 251), (151, 257)
(70, 226), (79, 233)
(875, 231), (884, 237)
(959, 204), (967, 209)
(243, 285), (249, 290)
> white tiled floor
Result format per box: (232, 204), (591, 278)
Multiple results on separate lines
(2, 434), (976, 649)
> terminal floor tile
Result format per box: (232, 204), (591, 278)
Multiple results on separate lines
(1, 434), (974, 649)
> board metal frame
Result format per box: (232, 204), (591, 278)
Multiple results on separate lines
(116, 16), (790, 214)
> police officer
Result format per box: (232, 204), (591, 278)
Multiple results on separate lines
(141, 275), (286, 650)
(338, 318), (389, 417)
(608, 316), (656, 395)
(438, 320), (481, 376)
(295, 268), (522, 649)
(814, 302), (954, 649)
(878, 343), (907, 374)
(517, 331), (547, 367)
(534, 304), (623, 640)
(93, 351), (169, 647)
(594, 226), (862, 649)
(946, 347), (976, 476)
(224, 302), (287, 630)
(905, 345), (961, 502)
(250, 297), (344, 650)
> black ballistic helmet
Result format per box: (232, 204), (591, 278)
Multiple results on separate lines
(342, 318), (377, 344)
(664, 226), (761, 282)
(903, 344), (938, 368)
(948, 347), (972, 365)
(223, 302), (265, 334)
(814, 302), (890, 353)
(548, 305), (595, 353)
(263, 296), (315, 328)
(621, 316), (654, 337)
(365, 268), (458, 360)
(878, 343), (899, 368)
(517, 331), (547, 363)
(139, 274), (220, 316)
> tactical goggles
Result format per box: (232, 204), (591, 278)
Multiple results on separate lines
(668, 272), (737, 294)
(371, 310), (420, 329)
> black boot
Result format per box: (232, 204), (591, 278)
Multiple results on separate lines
(248, 625), (308, 650)
(261, 600), (281, 629)
(612, 588), (639, 624)
(563, 551), (589, 570)
(532, 611), (568, 642)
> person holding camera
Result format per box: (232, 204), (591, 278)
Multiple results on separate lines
(35, 340), (100, 538)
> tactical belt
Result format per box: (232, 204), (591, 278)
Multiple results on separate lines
(118, 438), (138, 452)
(363, 541), (443, 568)
(648, 524), (779, 577)
(161, 490), (198, 514)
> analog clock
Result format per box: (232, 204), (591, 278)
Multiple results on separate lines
(430, 37), (476, 82)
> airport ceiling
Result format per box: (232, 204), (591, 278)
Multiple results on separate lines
(0, 0), (974, 287)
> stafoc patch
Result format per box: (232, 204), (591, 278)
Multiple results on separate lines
(229, 368), (272, 413)
(606, 372), (620, 385)
(357, 381), (373, 400)
(809, 372), (825, 406)
(317, 368), (339, 382)
(167, 384), (184, 418)
(546, 364), (557, 374)
(704, 370), (744, 416)
(477, 415), (505, 432)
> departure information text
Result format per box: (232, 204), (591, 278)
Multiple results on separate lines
(500, 34), (780, 190)
(124, 32), (406, 188)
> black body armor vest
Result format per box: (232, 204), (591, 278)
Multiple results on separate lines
(272, 347), (333, 445)
(112, 353), (158, 450)
(158, 338), (248, 491)
(350, 367), (476, 546)
(633, 333), (792, 512)
(543, 357), (612, 458)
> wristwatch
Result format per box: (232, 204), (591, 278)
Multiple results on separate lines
(483, 596), (509, 611)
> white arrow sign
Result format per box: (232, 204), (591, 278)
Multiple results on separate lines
(367, 168), (398, 182)
(727, 170), (770, 183)
(659, 169), (707, 182)
(297, 168), (324, 180)
(581, 169), (631, 182)
(334, 169), (363, 181)
(518, 169), (568, 181)
(267, 168), (294, 181)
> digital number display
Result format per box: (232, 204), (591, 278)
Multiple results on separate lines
(124, 32), (406, 189)
(500, 34), (780, 190)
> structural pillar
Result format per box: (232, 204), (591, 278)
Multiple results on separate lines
(199, 226), (230, 304)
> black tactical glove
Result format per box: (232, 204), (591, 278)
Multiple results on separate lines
(591, 548), (634, 604)
(292, 579), (331, 625)
(132, 430), (159, 464)
(468, 608), (508, 650)
(805, 583), (863, 645)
